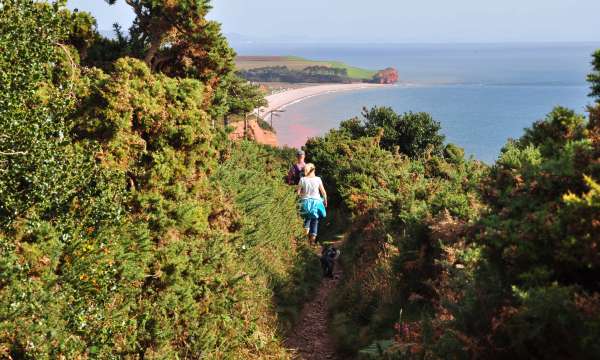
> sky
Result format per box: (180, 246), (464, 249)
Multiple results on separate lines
(67, 0), (600, 43)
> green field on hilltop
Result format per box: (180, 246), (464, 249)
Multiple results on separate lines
(323, 60), (377, 79)
(236, 55), (376, 80)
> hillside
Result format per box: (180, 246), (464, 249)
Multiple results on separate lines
(0, 2), (318, 358)
(236, 56), (377, 80)
(236, 56), (399, 84)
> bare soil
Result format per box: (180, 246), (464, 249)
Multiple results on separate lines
(228, 119), (278, 146)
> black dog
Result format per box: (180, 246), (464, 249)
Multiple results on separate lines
(320, 246), (340, 278)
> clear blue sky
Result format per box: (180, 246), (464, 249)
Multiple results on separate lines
(68, 0), (600, 43)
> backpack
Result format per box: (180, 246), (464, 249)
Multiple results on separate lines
(287, 164), (303, 185)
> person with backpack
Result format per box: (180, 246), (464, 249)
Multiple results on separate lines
(286, 150), (306, 185)
(297, 163), (327, 244)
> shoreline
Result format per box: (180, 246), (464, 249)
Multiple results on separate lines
(256, 83), (390, 118)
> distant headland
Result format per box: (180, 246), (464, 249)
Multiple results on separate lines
(235, 56), (399, 85)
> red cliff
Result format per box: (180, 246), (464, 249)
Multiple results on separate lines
(228, 120), (278, 147)
(372, 68), (399, 84)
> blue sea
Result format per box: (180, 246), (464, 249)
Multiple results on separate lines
(234, 43), (599, 163)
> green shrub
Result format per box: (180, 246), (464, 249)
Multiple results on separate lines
(361, 107), (446, 158)
(0, 0), (93, 225)
(0, 3), (312, 358)
(306, 91), (600, 359)
(588, 50), (600, 101)
(304, 116), (484, 356)
(420, 105), (600, 359)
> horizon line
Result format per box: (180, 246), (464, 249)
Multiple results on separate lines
(227, 40), (600, 46)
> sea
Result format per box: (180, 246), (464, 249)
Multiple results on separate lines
(234, 42), (600, 164)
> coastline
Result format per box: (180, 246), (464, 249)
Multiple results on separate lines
(256, 83), (390, 118)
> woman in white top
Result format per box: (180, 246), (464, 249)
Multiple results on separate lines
(297, 163), (328, 244)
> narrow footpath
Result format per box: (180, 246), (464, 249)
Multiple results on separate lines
(285, 239), (345, 360)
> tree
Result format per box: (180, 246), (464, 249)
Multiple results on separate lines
(588, 50), (600, 102)
(106, 0), (235, 80)
(105, 0), (208, 65)
(220, 75), (267, 117)
(60, 7), (98, 61)
(360, 106), (445, 158)
(102, 0), (237, 122)
(84, 23), (132, 70)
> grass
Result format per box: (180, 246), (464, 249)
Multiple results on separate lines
(325, 60), (377, 80)
(235, 55), (376, 80)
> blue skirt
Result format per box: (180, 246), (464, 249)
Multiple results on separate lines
(300, 198), (327, 219)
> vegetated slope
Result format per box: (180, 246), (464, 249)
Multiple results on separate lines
(0, 2), (316, 358)
(305, 52), (600, 359)
(238, 65), (356, 84)
(236, 56), (377, 80)
(236, 57), (398, 84)
(305, 109), (485, 358)
(325, 60), (378, 81)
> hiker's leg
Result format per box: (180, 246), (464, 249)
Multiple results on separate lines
(311, 218), (319, 236)
(309, 218), (319, 244)
(303, 218), (310, 236)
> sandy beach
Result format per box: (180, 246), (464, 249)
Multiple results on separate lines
(256, 83), (388, 118)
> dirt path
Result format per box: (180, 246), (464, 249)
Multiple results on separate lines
(285, 242), (344, 360)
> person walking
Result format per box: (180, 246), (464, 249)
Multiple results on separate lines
(297, 163), (327, 244)
(286, 150), (306, 185)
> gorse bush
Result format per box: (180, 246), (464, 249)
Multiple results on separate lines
(0, 0), (95, 225)
(214, 142), (321, 332)
(304, 112), (485, 355)
(422, 102), (600, 359)
(305, 54), (600, 359)
(0, 1), (314, 358)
